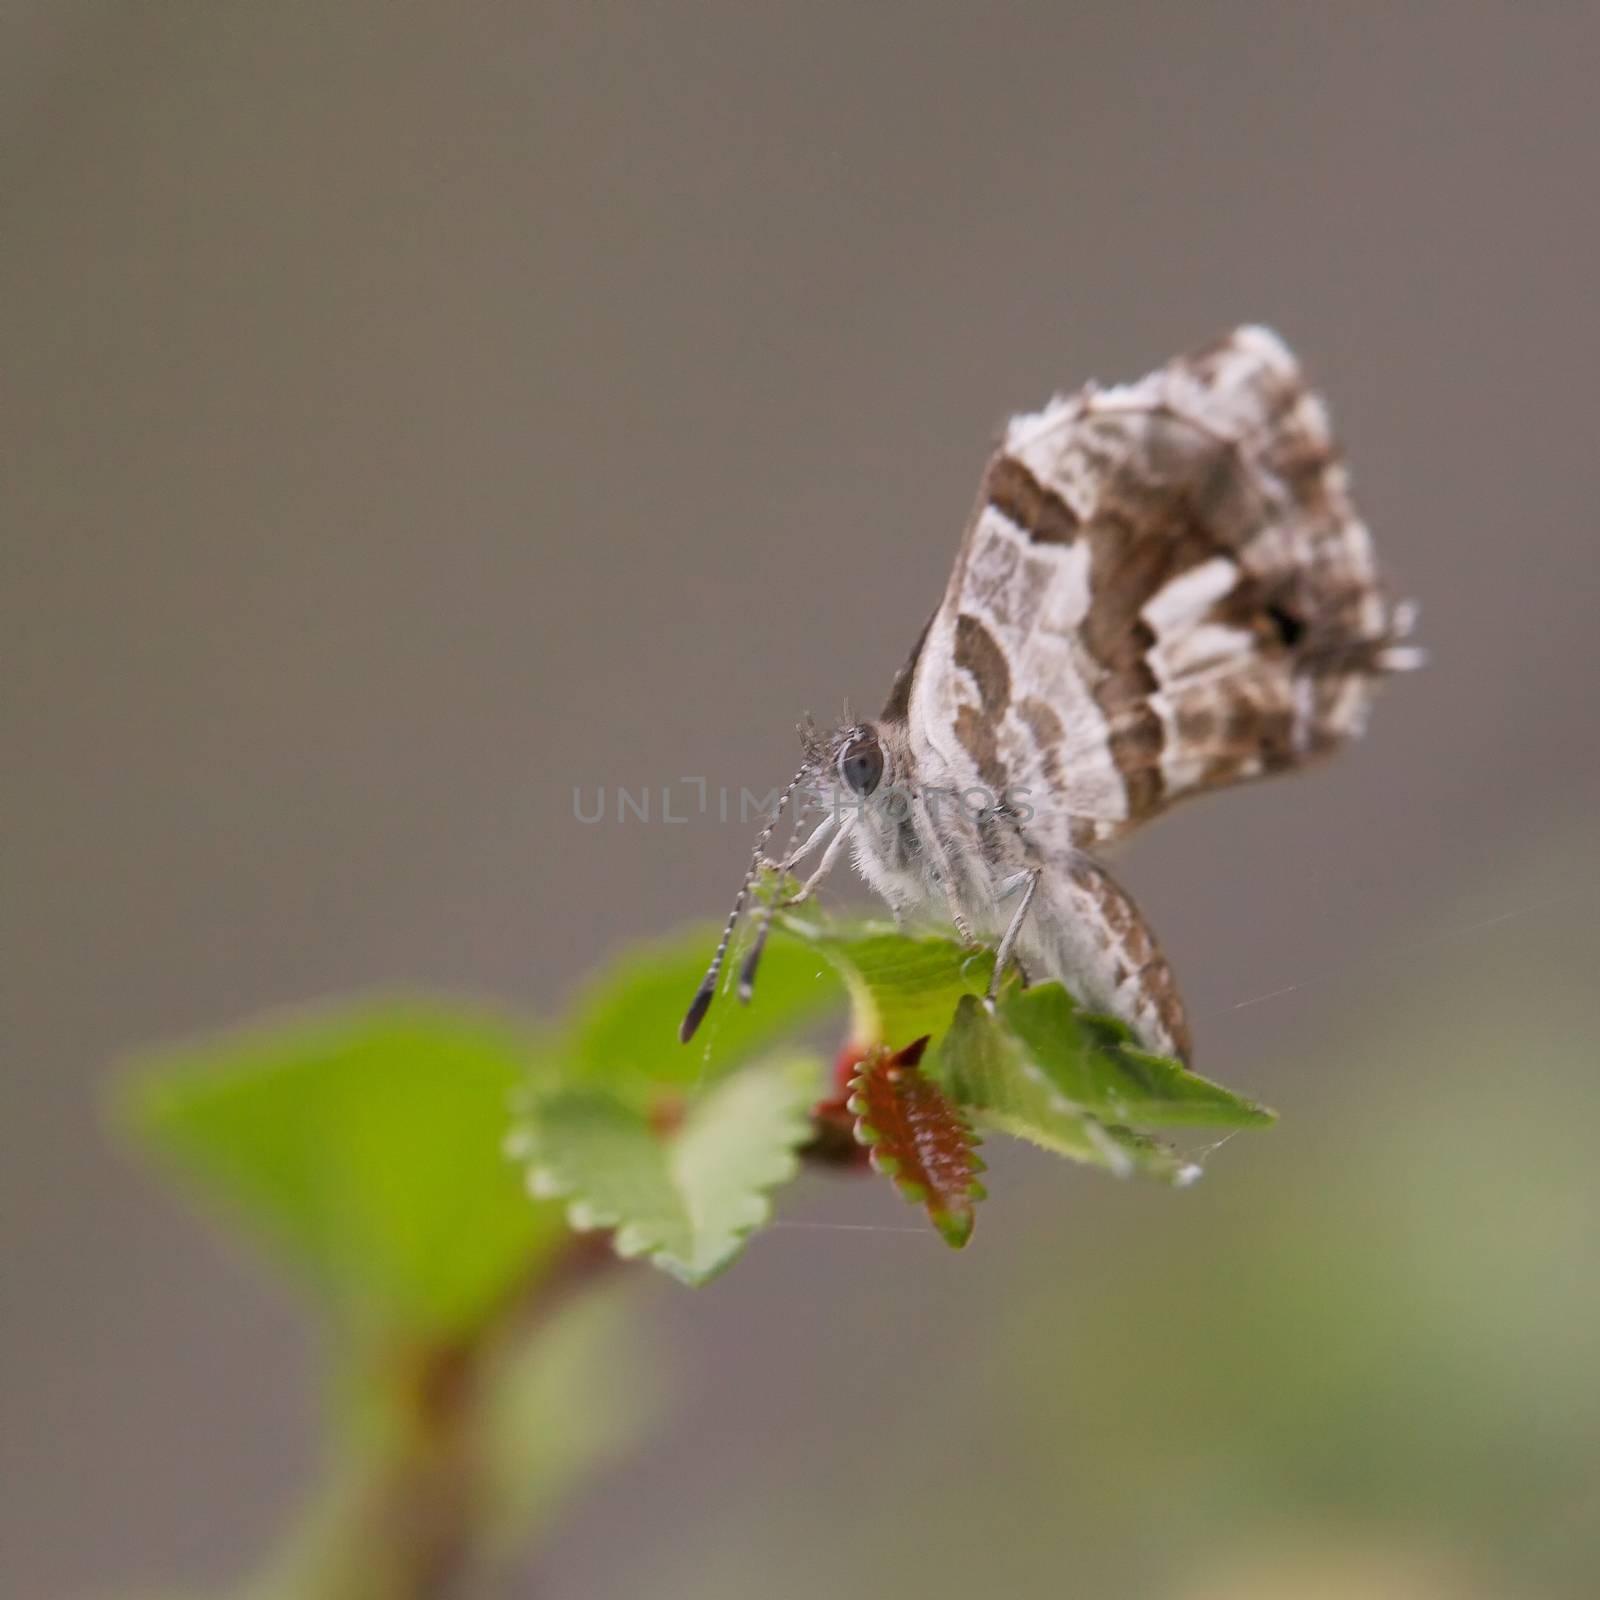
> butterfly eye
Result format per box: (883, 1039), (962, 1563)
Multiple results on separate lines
(838, 734), (883, 796)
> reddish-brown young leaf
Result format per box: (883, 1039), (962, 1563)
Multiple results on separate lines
(847, 1036), (986, 1247)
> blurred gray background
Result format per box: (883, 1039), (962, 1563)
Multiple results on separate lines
(6, 3), (1599, 1597)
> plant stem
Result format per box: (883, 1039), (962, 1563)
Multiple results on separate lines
(249, 1235), (617, 1600)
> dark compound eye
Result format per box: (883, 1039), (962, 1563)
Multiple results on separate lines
(838, 734), (883, 796)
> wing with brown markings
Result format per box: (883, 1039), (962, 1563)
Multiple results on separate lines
(899, 325), (1418, 849)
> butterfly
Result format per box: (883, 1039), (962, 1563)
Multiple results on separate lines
(681, 327), (1420, 1061)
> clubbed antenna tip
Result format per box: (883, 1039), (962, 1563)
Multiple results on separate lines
(737, 916), (772, 1002)
(679, 981), (715, 1044)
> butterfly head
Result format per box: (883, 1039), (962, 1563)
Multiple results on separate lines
(801, 715), (920, 854)
(678, 716), (904, 1045)
(809, 718), (886, 801)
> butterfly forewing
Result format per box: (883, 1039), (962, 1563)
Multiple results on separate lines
(903, 325), (1412, 851)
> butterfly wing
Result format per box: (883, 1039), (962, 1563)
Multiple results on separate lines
(898, 325), (1417, 851)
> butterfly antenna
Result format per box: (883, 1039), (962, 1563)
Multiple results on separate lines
(736, 913), (775, 1007)
(679, 761), (809, 1043)
(737, 795), (809, 1004)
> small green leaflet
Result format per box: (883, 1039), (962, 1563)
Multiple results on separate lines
(995, 984), (1275, 1127)
(512, 1055), (824, 1286)
(775, 909), (992, 1049)
(930, 989), (1272, 1185)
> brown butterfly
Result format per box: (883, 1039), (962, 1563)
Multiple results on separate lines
(683, 327), (1420, 1060)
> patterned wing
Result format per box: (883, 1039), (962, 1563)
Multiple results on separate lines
(899, 326), (1417, 848)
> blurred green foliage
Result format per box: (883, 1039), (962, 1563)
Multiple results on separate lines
(118, 1001), (651, 1599)
(119, 1004), (564, 1341)
(114, 908), (1275, 1595)
(561, 922), (842, 1097)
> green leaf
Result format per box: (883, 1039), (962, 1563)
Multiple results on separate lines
(931, 995), (1190, 1182)
(997, 984), (1275, 1127)
(930, 990), (1271, 1183)
(563, 924), (844, 1098)
(513, 1055), (824, 1285)
(115, 999), (566, 1339)
(775, 910), (993, 1051)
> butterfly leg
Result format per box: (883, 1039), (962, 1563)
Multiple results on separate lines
(912, 791), (978, 944)
(986, 868), (1041, 1005)
(761, 812), (837, 876)
(782, 820), (852, 907)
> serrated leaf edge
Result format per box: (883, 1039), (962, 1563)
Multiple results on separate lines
(511, 1063), (816, 1286)
(847, 1048), (985, 1249)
